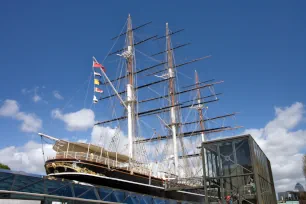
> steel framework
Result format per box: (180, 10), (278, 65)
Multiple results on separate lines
(201, 134), (277, 204)
(0, 169), (198, 204)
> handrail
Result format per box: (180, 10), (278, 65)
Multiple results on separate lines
(47, 151), (153, 177)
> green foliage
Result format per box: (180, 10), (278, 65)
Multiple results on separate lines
(0, 163), (10, 170)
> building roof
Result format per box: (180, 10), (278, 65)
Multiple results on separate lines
(295, 182), (305, 192)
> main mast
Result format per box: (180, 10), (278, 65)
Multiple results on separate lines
(166, 23), (179, 176)
(126, 14), (136, 164)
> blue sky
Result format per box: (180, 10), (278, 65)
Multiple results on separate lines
(0, 0), (306, 192)
(1, 0), (305, 144)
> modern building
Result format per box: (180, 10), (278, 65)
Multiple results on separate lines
(277, 183), (305, 201)
(278, 191), (299, 201)
(201, 134), (277, 204)
(0, 169), (195, 203)
(294, 182), (305, 192)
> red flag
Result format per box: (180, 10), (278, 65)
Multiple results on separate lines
(93, 61), (106, 72)
(101, 66), (106, 72)
(93, 62), (102, 68)
(94, 87), (103, 93)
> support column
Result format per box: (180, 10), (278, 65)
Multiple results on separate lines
(202, 144), (209, 204)
(66, 142), (70, 158)
(127, 83), (135, 160)
(217, 145), (225, 203)
(249, 137), (263, 203)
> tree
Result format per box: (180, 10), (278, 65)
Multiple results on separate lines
(0, 163), (10, 170)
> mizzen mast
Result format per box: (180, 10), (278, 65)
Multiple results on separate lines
(195, 70), (207, 142)
(166, 23), (179, 176)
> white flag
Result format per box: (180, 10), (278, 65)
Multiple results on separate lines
(94, 72), (101, 77)
(93, 95), (98, 103)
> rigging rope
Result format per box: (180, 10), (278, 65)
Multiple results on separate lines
(84, 68), (93, 108)
(40, 136), (46, 163)
(101, 20), (128, 64)
(135, 49), (163, 64)
(44, 73), (92, 135)
(93, 20), (128, 155)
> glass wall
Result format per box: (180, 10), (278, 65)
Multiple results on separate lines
(202, 135), (277, 204)
(251, 137), (277, 203)
(0, 169), (199, 204)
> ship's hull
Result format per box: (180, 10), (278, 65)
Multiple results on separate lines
(45, 159), (204, 203)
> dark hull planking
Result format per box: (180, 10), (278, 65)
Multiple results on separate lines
(45, 159), (204, 203)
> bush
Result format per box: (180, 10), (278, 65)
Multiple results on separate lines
(0, 163), (10, 170)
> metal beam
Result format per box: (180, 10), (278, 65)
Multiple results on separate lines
(0, 190), (121, 203)
(99, 78), (170, 101)
(111, 21), (152, 40)
(101, 62), (166, 86)
(38, 133), (59, 141)
(182, 113), (237, 126)
(134, 126), (242, 144)
(138, 81), (223, 104)
(178, 153), (201, 159)
(95, 98), (219, 125)
(146, 55), (212, 76)
(153, 29), (184, 41)
(182, 79), (215, 89)
(108, 35), (157, 56)
(180, 93), (222, 105)
(151, 43), (190, 57)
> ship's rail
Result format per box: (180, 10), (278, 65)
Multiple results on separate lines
(47, 151), (153, 178)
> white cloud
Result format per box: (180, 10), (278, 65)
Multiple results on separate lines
(0, 100), (42, 132)
(77, 139), (88, 143)
(21, 87), (44, 103)
(244, 102), (306, 193)
(0, 99), (19, 117)
(16, 112), (42, 133)
(33, 94), (42, 103)
(21, 88), (27, 95)
(53, 90), (64, 100)
(0, 141), (55, 174)
(91, 126), (128, 155)
(52, 108), (95, 131)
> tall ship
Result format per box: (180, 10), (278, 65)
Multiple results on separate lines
(39, 14), (241, 203)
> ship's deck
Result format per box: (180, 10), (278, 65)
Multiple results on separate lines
(48, 151), (156, 178)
